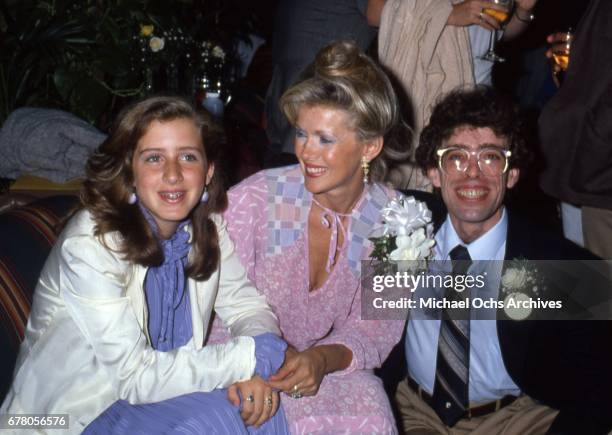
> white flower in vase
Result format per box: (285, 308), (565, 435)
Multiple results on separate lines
(149, 37), (165, 53)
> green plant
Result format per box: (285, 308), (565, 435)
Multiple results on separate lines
(0, 0), (268, 127)
(0, 1), (142, 125)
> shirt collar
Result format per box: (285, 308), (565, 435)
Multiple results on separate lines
(435, 207), (507, 261)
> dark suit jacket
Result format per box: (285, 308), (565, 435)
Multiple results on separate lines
(539, 0), (612, 209)
(498, 212), (612, 435)
(380, 192), (612, 434)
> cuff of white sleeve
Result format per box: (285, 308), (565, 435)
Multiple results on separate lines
(232, 336), (257, 382)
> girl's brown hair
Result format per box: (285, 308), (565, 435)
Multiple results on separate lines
(81, 96), (227, 280)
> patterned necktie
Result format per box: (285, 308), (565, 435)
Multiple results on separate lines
(432, 245), (472, 426)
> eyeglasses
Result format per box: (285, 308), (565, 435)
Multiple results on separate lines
(436, 147), (512, 177)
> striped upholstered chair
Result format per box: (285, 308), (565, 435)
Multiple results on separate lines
(0, 195), (77, 401)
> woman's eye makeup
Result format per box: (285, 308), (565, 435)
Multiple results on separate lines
(294, 128), (336, 145)
(319, 135), (336, 145)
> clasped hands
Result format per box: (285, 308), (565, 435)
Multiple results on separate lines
(227, 346), (327, 428)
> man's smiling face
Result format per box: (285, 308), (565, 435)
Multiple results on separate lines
(427, 125), (520, 243)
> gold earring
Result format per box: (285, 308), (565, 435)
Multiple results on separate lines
(361, 157), (370, 184)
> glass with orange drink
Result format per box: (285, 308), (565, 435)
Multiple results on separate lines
(480, 0), (514, 63)
(552, 29), (572, 72)
(482, 8), (510, 24)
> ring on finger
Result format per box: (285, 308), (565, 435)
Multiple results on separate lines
(290, 385), (303, 399)
(245, 394), (254, 403)
(265, 396), (273, 408)
(479, 9), (484, 20)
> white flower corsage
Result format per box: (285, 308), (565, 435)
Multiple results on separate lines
(370, 195), (435, 271)
(501, 259), (546, 320)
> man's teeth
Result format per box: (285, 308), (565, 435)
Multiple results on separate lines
(306, 166), (326, 174)
(162, 192), (183, 200)
(457, 189), (486, 198)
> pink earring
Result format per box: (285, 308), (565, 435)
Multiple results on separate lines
(201, 187), (209, 203)
(128, 192), (138, 204)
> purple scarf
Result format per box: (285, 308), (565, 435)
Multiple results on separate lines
(140, 205), (193, 351)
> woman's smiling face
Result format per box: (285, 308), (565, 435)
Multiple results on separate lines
(294, 105), (375, 207)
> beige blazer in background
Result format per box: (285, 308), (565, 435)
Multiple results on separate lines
(378, 0), (474, 190)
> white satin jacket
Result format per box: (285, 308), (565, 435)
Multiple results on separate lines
(0, 210), (280, 434)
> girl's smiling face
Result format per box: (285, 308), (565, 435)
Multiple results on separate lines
(132, 117), (213, 238)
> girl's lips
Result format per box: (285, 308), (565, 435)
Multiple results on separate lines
(158, 191), (185, 203)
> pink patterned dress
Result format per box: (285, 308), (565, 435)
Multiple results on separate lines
(209, 165), (405, 434)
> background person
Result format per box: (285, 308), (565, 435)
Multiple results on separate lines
(378, 0), (537, 190)
(539, 0), (612, 259)
(263, 0), (380, 166)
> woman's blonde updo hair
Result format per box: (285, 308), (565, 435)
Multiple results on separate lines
(280, 40), (410, 182)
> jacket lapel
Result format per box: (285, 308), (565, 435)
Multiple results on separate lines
(497, 210), (534, 385)
(126, 265), (151, 344)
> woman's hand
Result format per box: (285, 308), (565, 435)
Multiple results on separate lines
(514, 0), (537, 14)
(447, 0), (505, 31)
(267, 347), (327, 397)
(267, 344), (352, 397)
(227, 376), (279, 427)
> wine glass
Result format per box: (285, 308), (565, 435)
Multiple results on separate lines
(480, 0), (515, 63)
(552, 28), (572, 72)
(550, 28), (572, 86)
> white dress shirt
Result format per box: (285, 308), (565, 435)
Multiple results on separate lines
(469, 25), (498, 85)
(406, 208), (521, 402)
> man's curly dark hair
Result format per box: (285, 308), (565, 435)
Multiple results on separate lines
(415, 86), (531, 173)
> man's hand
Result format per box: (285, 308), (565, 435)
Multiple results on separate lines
(447, 0), (506, 31)
(545, 32), (572, 87)
(545, 32), (571, 63)
(227, 376), (279, 428)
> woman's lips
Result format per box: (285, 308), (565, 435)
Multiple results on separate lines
(304, 164), (327, 178)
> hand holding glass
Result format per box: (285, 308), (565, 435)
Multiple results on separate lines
(551, 29), (572, 72)
(480, 0), (515, 63)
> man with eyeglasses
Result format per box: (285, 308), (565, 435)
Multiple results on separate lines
(390, 87), (612, 434)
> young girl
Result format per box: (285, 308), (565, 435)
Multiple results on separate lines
(0, 97), (288, 434)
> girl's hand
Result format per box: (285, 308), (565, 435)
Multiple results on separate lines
(227, 376), (279, 427)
